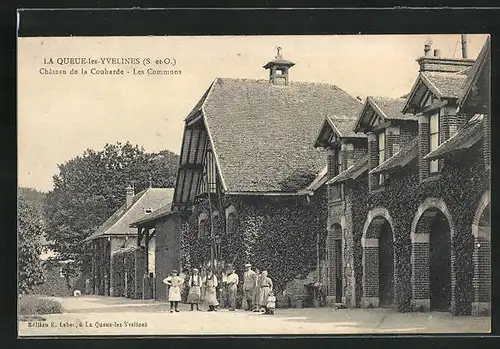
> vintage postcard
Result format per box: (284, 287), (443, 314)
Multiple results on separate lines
(17, 32), (491, 336)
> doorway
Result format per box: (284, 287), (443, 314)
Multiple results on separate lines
(334, 239), (342, 303)
(378, 222), (394, 307)
(430, 214), (451, 311)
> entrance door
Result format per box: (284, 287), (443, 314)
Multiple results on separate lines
(430, 214), (451, 311)
(379, 222), (394, 307)
(334, 239), (342, 303)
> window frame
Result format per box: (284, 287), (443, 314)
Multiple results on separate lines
(330, 147), (344, 201)
(377, 130), (386, 185)
(429, 110), (440, 173)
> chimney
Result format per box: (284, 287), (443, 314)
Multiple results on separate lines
(126, 184), (135, 208)
(263, 46), (295, 86)
(461, 34), (468, 59)
(424, 41), (432, 56)
(416, 39), (474, 73)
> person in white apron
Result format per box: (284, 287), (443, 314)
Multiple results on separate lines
(259, 270), (273, 312)
(203, 270), (219, 311)
(187, 268), (203, 311)
(163, 270), (184, 313)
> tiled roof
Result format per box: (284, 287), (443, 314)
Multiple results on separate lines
(84, 188), (175, 242)
(370, 137), (419, 174)
(202, 78), (363, 192)
(355, 96), (417, 133)
(422, 71), (467, 98)
(369, 97), (417, 121)
(314, 116), (366, 149)
(299, 166), (328, 193)
(326, 155), (368, 185)
(130, 203), (177, 227)
(425, 114), (484, 160)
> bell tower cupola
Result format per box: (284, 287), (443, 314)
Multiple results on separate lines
(263, 46), (295, 86)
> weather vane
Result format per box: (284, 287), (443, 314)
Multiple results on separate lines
(276, 46), (283, 59)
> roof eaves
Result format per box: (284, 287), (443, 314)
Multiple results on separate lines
(367, 96), (388, 121)
(370, 138), (418, 174)
(424, 118), (483, 160)
(201, 79), (228, 193)
(353, 98), (371, 133)
(300, 166), (328, 193)
(420, 72), (444, 99)
(225, 191), (307, 196)
(326, 165), (354, 185)
(130, 209), (177, 228)
(402, 74), (423, 114)
(458, 37), (490, 107)
(314, 118), (332, 148)
(326, 116), (343, 138)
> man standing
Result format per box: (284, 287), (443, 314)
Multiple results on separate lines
(243, 264), (257, 311)
(226, 267), (239, 311)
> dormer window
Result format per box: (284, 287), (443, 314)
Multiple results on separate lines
(429, 111), (440, 173)
(377, 131), (386, 185)
(144, 208), (153, 214)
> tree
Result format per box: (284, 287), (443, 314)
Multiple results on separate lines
(43, 142), (179, 278)
(18, 194), (45, 294)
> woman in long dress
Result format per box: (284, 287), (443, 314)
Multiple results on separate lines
(187, 268), (203, 311)
(163, 270), (184, 313)
(203, 269), (219, 311)
(259, 270), (273, 312)
(252, 268), (262, 312)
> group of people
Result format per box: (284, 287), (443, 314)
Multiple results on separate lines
(162, 263), (276, 315)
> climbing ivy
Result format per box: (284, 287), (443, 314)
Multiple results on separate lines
(352, 143), (488, 314)
(179, 189), (328, 295)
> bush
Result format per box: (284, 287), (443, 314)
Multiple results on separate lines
(276, 295), (290, 308)
(19, 295), (64, 315)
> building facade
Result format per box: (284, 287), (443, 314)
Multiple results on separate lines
(316, 38), (490, 315)
(171, 52), (362, 296)
(84, 187), (174, 297)
(130, 206), (182, 300)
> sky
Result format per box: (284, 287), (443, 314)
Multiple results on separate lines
(18, 34), (488, 192)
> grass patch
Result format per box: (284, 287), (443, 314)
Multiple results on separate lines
(18, 295), (64, 316)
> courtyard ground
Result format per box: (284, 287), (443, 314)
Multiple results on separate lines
(18, 295), (491, 336)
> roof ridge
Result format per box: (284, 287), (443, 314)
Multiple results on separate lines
(370, 95), (407, 101)
(216, 77), (347, 88)
(104, 190), (149, 233)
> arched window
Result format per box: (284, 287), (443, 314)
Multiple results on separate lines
(225, 205), (237, 236)
(198, 213), (209, 238)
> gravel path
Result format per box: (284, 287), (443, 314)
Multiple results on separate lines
(18, 295), (491, 336)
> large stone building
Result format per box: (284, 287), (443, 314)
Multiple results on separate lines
(315, 37), (490, 315)
(171, 51), (363, 295)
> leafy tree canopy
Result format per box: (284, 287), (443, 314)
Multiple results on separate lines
(18, 193), (45, 294)
(43, 142), (179, 277)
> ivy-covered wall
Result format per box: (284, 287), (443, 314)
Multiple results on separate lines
(111, 248), (137, 298)
(345, 174), (370, 308)
(355, 142), (489, 314)
(179, 188), (328, 297)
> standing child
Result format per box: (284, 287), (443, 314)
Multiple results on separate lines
(163, 270), (184, 313)
(265, 291), (276, 315)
